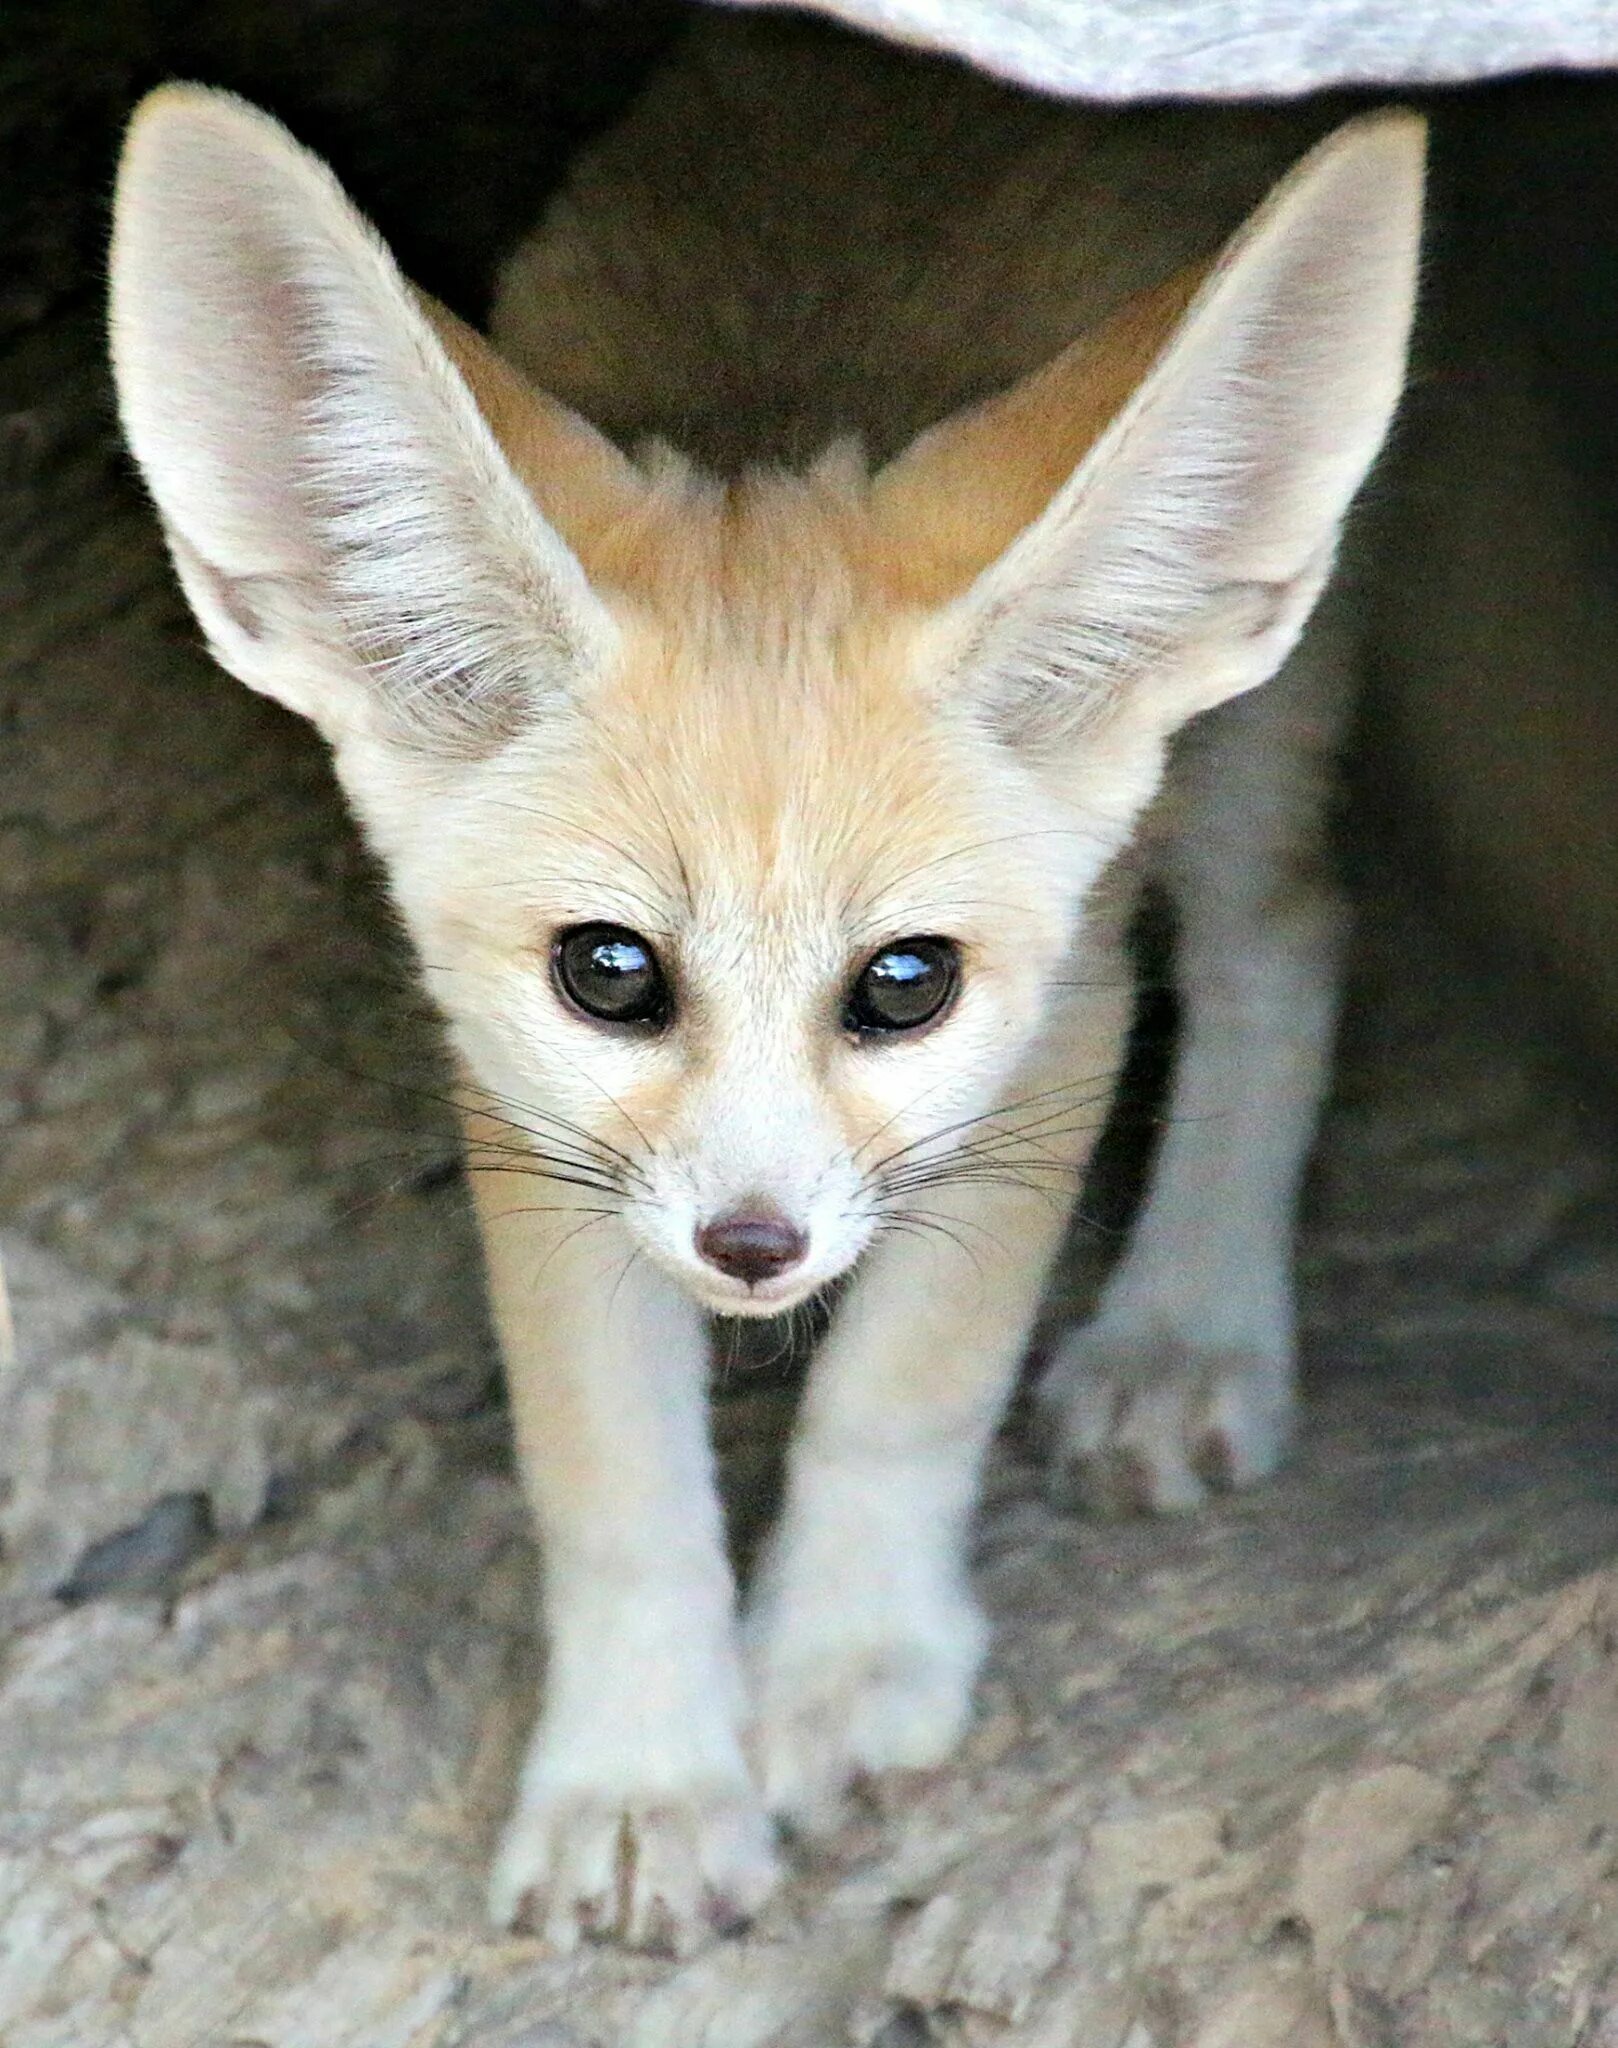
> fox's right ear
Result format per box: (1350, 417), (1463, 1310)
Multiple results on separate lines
(877, 111), (1425, 757)
(109, 88), (632, 754)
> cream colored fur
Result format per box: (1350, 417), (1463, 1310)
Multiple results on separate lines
(108, 13), (1423, 1955)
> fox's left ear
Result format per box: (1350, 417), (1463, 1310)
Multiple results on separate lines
(109, 87), (636, 755)
(885, 112), (1425, 750)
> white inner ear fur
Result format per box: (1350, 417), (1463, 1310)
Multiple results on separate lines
(939, 111), (1425, 749)
(108, 86), (615, 753)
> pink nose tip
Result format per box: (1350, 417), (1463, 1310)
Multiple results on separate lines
(695, 1206), (808, 1285)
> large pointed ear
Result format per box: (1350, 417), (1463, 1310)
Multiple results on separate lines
(109, 87), (633, 754)
(885, 112), (1425, 750)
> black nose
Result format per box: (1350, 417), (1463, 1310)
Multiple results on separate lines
(695, 1206), (808, 1285)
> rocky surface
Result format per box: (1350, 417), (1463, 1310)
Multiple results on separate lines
(727, 0), (1618, 99)
(5, 7), (1618, 2041)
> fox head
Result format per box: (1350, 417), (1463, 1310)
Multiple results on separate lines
(109, 89), (1422, 1317)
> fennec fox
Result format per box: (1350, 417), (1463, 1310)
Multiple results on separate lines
(109, 14), (1422, 1954)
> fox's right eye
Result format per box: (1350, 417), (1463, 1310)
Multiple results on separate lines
(552, 923), (671, 1029)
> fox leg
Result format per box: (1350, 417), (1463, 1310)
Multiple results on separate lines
(467, 1115), (777, 1953)
(1038, 603), (1354, 1515)
(748, 994), (1129, 1829)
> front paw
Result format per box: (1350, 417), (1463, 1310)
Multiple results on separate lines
(1037, 1319), (1295, 1517)
(748, 1601), (987, 1834)
(489, 1743), (779, 1954)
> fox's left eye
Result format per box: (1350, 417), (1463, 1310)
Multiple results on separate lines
(844, 936), (960, 1036)
(552, 923), (671, 1028)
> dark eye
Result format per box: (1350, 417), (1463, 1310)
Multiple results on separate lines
(843, 936), (960, 1037)
(552, 923), (670, 1028)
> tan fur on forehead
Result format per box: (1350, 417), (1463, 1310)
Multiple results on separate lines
(444, 564), (1069, 983)
(583, 460), (875, 640)
(559, 606), (1041, 944)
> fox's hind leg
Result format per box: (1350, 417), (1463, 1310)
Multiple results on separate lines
(1038, 593), (1355, 1515)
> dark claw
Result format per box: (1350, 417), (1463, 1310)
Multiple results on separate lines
(640, 1892), (680, 1957)
(704, 1889), (753, 1939)
(1052, 1446), (1156, 1521)
(1191, 1426), (1236, 1493)
(574, 1892), (610, 1942)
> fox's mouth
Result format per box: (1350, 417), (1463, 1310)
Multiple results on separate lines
(626, 1196), (875, 1321)
(641, 1225), (868, 1321)
(684, 1264), (831, 1319)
